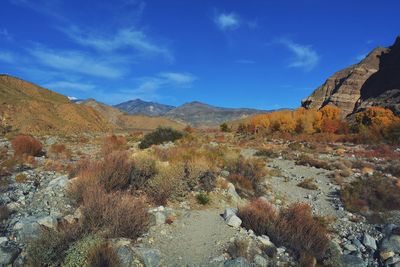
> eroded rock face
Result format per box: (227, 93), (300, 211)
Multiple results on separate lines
(302, 36), (400, 116)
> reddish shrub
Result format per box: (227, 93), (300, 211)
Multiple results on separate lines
(277, 203), (330, 259)
(87, 243), (120, 267)
(81, 185), (149, 239)
(12, 135), (42, 157)
(238, 198), (278, 236)
(101, 135), (126, 156)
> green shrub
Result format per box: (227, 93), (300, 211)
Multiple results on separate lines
(27, 223), (82, 267)
(139, 127), (183, 149)
(63, 235), (104, 267)
(220, 123), (231, 132)
(196, 192), (210, 205)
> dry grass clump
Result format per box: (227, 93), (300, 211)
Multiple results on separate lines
(48, 143), (71, 159)
(227, 237), (259, 262)
(385, 159), (400, 177)
(238, 199), (330, 261)
(86, 243), (120, 267)
(27, 223), (83, 267)
(225, 156), (267, 196)
(355, 145), (399, 159)
(341, 174), (400, 212)
(81, 185), (149, 239)
(297, 178), (318, 190)
(254, 149), (279, 158)
(101, 135), (126, 156)
(238, 198), (277, 236)
(11, 134), (42, 157)
(296, 154), (330, 170)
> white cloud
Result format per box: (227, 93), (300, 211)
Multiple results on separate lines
(280, 39), (319, 71)
(44, 81), (96, 91)
(61, 26), (173, 62)
(28, 47), (125, 79)
(0, 51), (16, 64)
(159, 72), (196, 84)
(214, 12), (240, 31)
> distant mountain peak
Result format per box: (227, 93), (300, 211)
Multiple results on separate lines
(114, 98), (175, 117)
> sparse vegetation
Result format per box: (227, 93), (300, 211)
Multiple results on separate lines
(11, 134), (42, 157)
(341, 174), (400, 212)
(196, 192), (210, 205)
(238, 199), (330, 260)
(139, 127), (184, 149)
(297, 178), (318, 190)
(0, 204), (10, 221)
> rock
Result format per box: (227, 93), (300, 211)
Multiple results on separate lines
(301, 37), (400, 116)
(15, 217), (41, 241)
(362, 234), (377, 250)
(133, 247), (162, 267)
(380, 250), (395, 261)
(257, 235), (274, 248)
(254, 255), (269, 267)
(224, 257), (251, 267)
(223, 208), (238, 220)
(225, 214), (242, 228)
(221, 170), (230, 177)
(386, 256), (400, 265)
(111, 239), (137, 267)
(150, 212), (166, 226)
(343, 243), (357, 252)
(37, 216), (58, 229)
(381, 235), (400, 254)
(0, 242), (20, 265)
(47, 175), (69, 189)
(227, 183), (241, 204)
(341, 255), (367, 267)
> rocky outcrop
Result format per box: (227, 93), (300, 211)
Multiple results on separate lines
(302, 37), (400, 116)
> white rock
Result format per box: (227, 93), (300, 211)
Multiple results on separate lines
(37, 216), (58, 229)
(223, 208), (238, 220)
(226, 214), (242, 228)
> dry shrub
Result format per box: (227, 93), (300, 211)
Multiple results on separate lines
(0, 204), (10, 221)
(226, 156), (267, 193)
(341, 174), (400, 212)
(86, 243), (120, 267)
(355, 145), (399, 159)
(227, 237), (259, 261)
(238, 198), (278, 236)
(11, 134), (42, 157)
(81, 185), (149, 239)
(296, 154), (329, 170)
(297, 178), (318, 190)
(277, 203), (329, 259)
(130, 154), (157, 190)
(385, 159), (400, 177)
(146, 164), (186, 205)
(99, 151), (134, 192)
(327, 172), (344, 185)
(101, 135), (126, 156)
(48, 143), (71, 159)
(27, 223), (82, 267)
(15, 173), (27, 183)
(238, 200), (329, 260)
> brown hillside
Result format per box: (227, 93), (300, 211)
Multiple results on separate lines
(0, 75), (115, 134)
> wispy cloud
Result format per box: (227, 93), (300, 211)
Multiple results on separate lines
(61, 26), (173, 62)
(44, 81), (96, 91)
(0, 29), (13, 41)
(28, 46), (125, 78)
(0, 51), (16, 64)
(129, 72), (197, 99)
(214, 12), (241, 31)
(279, 39), (319, 71)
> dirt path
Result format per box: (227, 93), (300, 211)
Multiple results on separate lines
(142, 209), (238, 266)
(268, 158), (343, 217)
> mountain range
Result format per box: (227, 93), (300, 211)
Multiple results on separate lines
(113, 99), (266, 127)
(302, 36), (400, 116)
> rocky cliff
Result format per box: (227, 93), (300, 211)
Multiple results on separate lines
(302, 37), (400, 116)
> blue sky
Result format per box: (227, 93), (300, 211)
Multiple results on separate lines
(0, 0), (399, 109)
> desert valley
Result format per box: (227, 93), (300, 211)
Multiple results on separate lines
(1, 1), (400, 267)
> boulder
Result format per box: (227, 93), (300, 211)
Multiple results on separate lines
(223, 208), (238, 220)
(37, 216), (58, 229)
(133, 247), (162, 267)
(254, 255), (269, 267)
(224, 257), (251, 267)
(362, 234), (377, 250)
(341, 255), (367, 267)
(0, 242), (20, 266)
(381, 235), (400, 254)
(225, 214), (242, 228)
